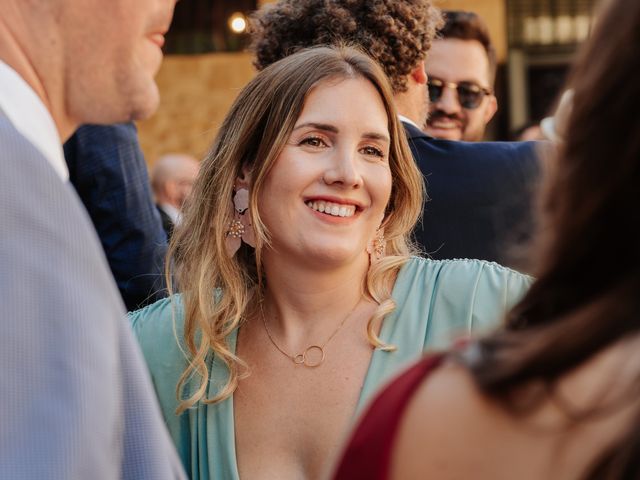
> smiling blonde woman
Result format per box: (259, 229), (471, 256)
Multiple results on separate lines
(130, 45), (531, 480)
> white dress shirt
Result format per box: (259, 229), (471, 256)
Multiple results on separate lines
(398, 114), (421, 130)
(158, 202), (182, 225)
(0, 60), (68, 181)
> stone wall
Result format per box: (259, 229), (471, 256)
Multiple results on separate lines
(137, 52), (256, 166)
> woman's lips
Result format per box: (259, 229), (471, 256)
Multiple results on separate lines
(306, 200), (357, 218)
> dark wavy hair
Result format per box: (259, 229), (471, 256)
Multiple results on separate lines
(249, 0), (442, 93)
(437, 10), (497, 84)
(465, 0), (640, 477)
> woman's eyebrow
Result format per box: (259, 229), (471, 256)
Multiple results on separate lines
(362, 132), (390, 143)
(292, 122), (338, 133)
(292, 122), (390, 143)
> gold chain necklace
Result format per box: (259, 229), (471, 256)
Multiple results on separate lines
(260, 298), (361, 368)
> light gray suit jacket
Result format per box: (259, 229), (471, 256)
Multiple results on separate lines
(0, 112), (186, 479)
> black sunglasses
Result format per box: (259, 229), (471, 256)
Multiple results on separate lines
(427, 78), (492, 110)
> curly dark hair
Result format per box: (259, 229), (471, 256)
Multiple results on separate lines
(250, 0), (442, 93)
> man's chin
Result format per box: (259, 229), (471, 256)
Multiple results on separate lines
(127, 84), (161, 121)
(70, 80), (161, 126)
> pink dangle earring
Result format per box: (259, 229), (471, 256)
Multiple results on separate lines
(366, 227), (386, 263)
(225, 186), (256, 256)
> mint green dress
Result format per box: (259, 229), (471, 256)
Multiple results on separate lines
(130, 257), (531, 479)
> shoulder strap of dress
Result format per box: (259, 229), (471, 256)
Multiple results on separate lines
(333, 353), (446, 480)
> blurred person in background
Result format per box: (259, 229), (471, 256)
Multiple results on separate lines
(151, 152), (200, 239)
(513, 91), (574, 143)
(334, 0), (640, 477)
(540, 89), (574, 144)
(424, 10), (498, 142)
(512, 121), (545, 142)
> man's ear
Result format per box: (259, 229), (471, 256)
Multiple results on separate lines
(410, 60), (428, 86)
(484, 95), (498, 123)
(235, 164), (253, 189)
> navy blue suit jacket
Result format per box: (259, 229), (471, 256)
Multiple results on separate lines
(64, 124), (168, 311)
(404, 122), (540, 266)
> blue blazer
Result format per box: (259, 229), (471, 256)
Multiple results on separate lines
(404, 122), (541, 266)
(64, 124), (168, 311)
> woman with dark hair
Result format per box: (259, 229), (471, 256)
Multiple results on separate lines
(130, 45), (531, 479)
(333, 0), (640, 478)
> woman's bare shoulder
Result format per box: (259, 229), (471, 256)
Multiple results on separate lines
(389, 340), (640, 480)
(389, 360), (516, 479)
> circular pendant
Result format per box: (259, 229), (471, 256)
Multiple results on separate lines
(301, 345), (325, 367)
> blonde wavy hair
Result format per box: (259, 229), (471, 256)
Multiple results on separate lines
(168, 45), (424, 414)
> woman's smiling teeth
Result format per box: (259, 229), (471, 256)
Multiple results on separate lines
(306, 200), (357, 218)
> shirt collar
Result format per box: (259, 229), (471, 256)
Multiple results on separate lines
(0, 60), (69, 181)
(397, 114), (421, 130)
(159, 203), (182, 225)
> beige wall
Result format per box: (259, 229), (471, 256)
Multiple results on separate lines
(137, 52), (256, 166)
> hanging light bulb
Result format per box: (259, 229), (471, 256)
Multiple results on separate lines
(229, 12), (247, 34)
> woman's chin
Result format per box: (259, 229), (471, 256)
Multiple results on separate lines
(265, 238), (369, 270)
(299, 245), (367, 269)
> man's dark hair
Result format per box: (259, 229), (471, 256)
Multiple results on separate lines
(437, 10), (497, 84)
(250, 0), (442, 93)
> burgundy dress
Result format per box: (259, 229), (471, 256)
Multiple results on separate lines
(332, 354), (445, 480)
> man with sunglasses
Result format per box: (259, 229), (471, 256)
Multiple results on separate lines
(251, 0), (539, 267)
(425, 11), (498, 141)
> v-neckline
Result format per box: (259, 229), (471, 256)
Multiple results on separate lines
(219, 267), (413, 479)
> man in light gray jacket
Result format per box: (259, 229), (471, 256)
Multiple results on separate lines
(0, 0), (185, 478)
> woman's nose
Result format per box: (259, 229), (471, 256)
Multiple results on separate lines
(322, 147), (363, 188)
